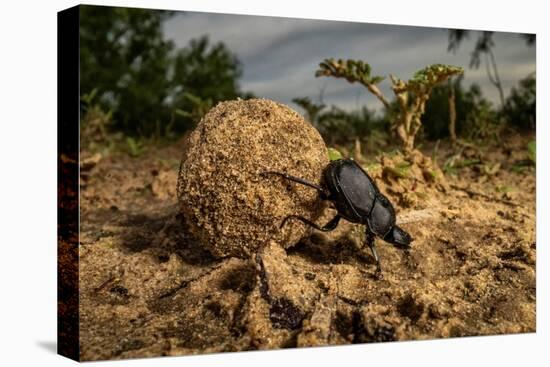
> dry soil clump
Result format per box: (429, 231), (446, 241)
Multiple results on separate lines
(177, 98), (328, 258)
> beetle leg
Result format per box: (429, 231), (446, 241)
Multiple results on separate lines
(260, 171), (330, 200)
(366, 230), (383, 279)
(281, 214), (341, 232)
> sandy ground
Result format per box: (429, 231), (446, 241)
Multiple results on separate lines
(77, 134), (535, 361)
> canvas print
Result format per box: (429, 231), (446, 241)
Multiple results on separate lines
(58, 4), (536, 362)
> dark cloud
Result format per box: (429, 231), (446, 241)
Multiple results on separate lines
(163, 11), (536, 112)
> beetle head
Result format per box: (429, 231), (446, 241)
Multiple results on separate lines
(383, 225), (412, 247)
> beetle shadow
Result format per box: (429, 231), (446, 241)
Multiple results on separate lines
(287, 232), (377, 267)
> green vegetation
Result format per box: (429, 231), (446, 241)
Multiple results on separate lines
(328, 147), (344, 161)
(423, 79), (494, 141)
(78, 8), (535, 168)
(447, 30), (535, 108)
(80, 89), (115, 151)
(292, 97), (326, 129)
(503, 74), (536, 131)
(443, 156), (481, 176)
(125, 137), (145, 157)
(527, 140), (536, 165)
(292, 59), (535, 169)
(315, 59), (463, 153)
(80, 6), (250, 140)
(460, 85), (501, 141)
(384, 161), (412, 179)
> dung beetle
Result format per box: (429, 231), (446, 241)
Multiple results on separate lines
(262, 158), (412, 277)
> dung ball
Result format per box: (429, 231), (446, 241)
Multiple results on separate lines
(177, 98), (328, 258)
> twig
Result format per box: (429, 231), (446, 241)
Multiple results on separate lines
(157, 262), (225, 299)
(397, 207), (442, 225)
(93, 275), (116, 293)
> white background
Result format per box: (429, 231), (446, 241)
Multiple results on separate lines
(0, 0), (546, 366)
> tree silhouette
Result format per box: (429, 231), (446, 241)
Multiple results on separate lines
(503, 73), (536, 130)
(447, 30), (535, 109)
(80, 6), (249, 137)
(291, 97), (326, 127)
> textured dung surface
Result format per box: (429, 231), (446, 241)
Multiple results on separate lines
(176, 98), (328, 258)
(78, 129), (535, 361)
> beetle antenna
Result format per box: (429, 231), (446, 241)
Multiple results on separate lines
(260, 171), (329, 199)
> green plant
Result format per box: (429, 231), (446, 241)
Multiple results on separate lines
(80, 6), (250, 138)
(318, 106), (386, 146)
(328, 147), (344, 161)
(384, 161), (412, 179)
(316, 59), (390, 108)
(422, 78), (461, 140)
(125, 137), (144, 157)
(175, 92), (214, 127)
(447, 30), (535, 109)
(507, 140), (535, 174)
(502, 73), (536, 131)
(442, 154), (481, 176)
(461, 84), (501, 141)
(495, 185), (514, 194)
(527, 140), (536, 165)
(316, 59), (463, 153)
(80, 88), (114, 150)
(510, 164), (528, 174)
(292, 96), (389, 151)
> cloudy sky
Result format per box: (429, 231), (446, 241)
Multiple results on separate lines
(163, 11), (536, 113)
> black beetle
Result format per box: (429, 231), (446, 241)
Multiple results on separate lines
(262, 158), (412, 277)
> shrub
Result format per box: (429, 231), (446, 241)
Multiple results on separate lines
(316, 59), (463, 153)
(502, 73), (536, 131)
